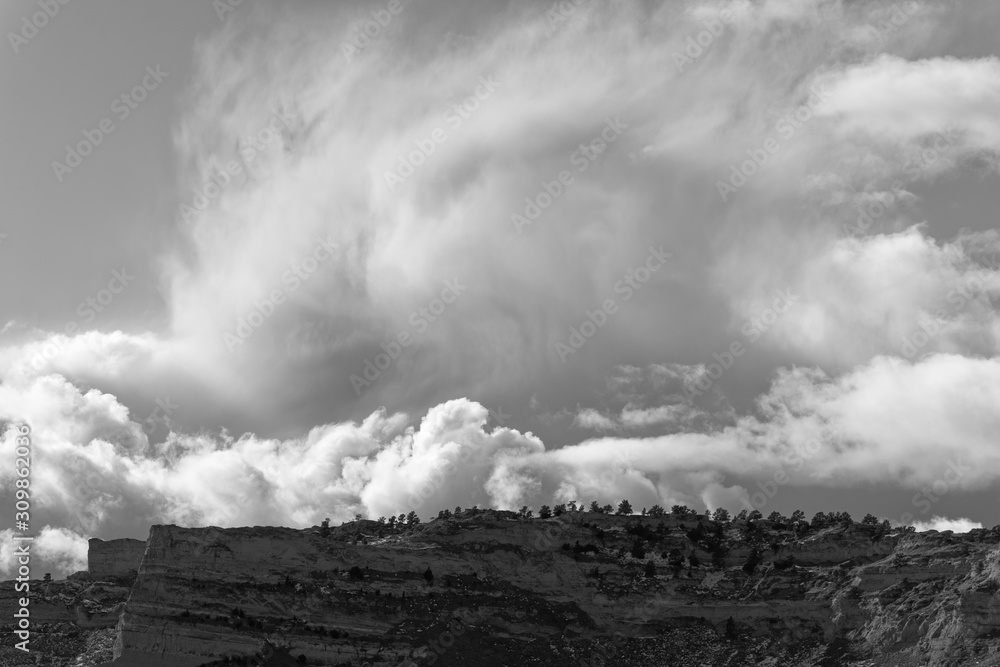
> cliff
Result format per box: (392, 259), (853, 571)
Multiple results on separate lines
(88, 538), (147, 580)
(4, 512), (1000, 666)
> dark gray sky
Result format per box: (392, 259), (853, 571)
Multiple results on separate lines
(2, 0), (1000, 575)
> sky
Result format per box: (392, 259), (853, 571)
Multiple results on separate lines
(2, 0), (1000, 576)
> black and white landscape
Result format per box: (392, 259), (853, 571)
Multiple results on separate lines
(2, 1), (1000, 665)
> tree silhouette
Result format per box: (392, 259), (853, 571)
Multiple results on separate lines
(589, 501), (601, 513)
(630, 539), (646, 559)
(712, 508), (730, 523)
(616, 499), (633, 515)
(406, 511), (420, 525)
(539, 505), (552, 519)
(644, 560), (656, 577)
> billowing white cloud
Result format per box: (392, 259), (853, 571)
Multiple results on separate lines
(910, 516), (983, 533)
(2, 0), (1000, 571)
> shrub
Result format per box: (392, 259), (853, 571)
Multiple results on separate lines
(348, 566), (364, 580)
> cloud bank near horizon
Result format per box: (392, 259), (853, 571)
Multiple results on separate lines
(2, 0), (1000, 575)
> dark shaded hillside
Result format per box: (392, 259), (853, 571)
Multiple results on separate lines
(3, 508), (1000, 666)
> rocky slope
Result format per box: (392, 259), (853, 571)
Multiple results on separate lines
(4, 511), (1000, 666)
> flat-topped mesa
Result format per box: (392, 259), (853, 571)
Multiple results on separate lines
(91, 515), (1000, 667)
(88, 537), (147, 580)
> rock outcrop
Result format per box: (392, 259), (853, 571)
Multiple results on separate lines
(5, 512), (1000, 666)
(88, 538), (146, 580)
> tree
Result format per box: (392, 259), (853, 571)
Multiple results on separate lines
(589, 501), (601, 513)
(519, 506), (533, 519)
(748, 510), (763, 521)
(406, 511), (420, 525)
(644, 560), (656, 577)
(387, 515), (397, 527)
(398, 513), (406, 525)
(790, 510), (805, 523)
(630, 539), (646, 559)
(725, 616), (737, 639)
(688, 552), (700, 568)
(670, 505), (690, 516)
(601, 504), (613, 514)
(767, 511), (785, 524)
(354, 513), (364, 521)
(567, 501), (577, 512)
(423, 567), (434, 585)
(862, 513), (879, 526)
(348, 566), (364, 580)
(647, 504), (666, 517)
(539, 505), (552, 519)
(616, 499), (634, 516)
(320, 518), (330, 537)
(712, 508), (731, 523)
(668, 550), (685, 578)
(811, 512), (828, 529)
(377, 516), (386, 524)
(735, 509), (748, 521)
(553, 504), (566, 516)
(43, 573), (51, 583)
(742, 549), (762, 575)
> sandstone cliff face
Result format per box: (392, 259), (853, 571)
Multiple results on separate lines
(88, 538), (147, 580)
(6, 513), (1000, 666)
(99, 513), (1000, 667)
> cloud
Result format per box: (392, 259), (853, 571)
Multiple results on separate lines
(3, 0), (1000, 566)
(910, 516), (983, 533)
(0, 526), (88, 578)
